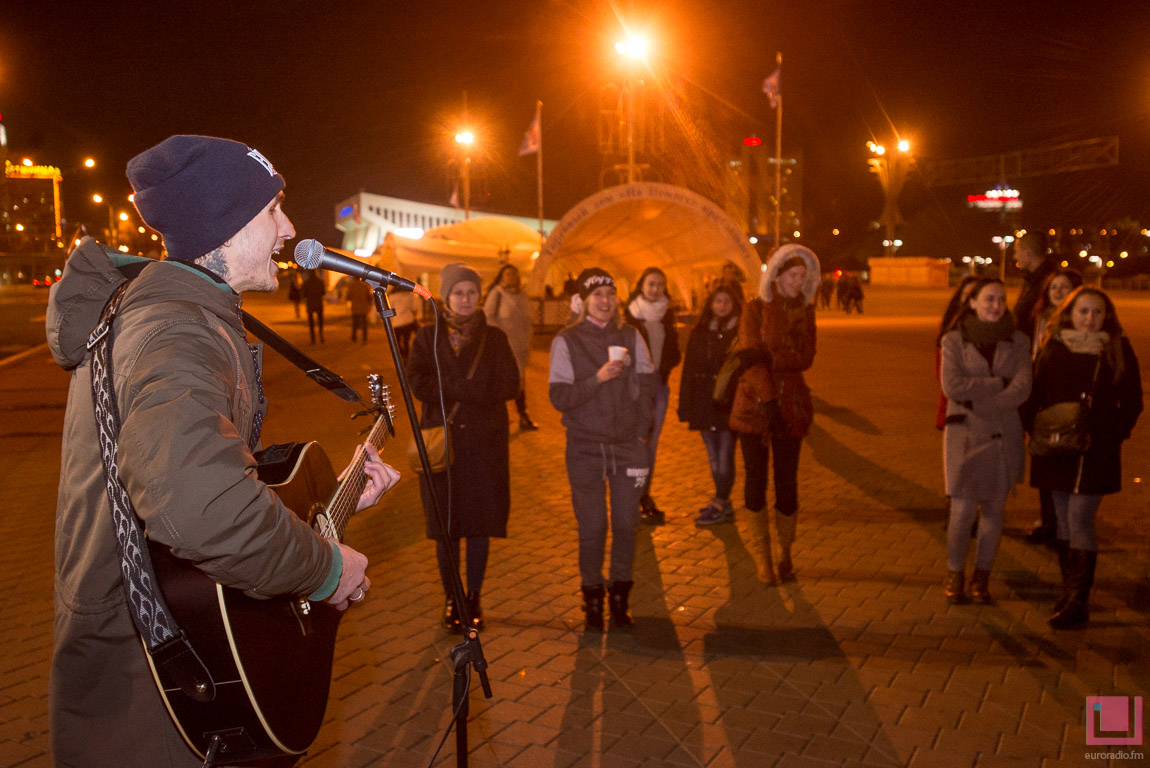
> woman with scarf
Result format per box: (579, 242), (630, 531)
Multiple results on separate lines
(484, 264), (539, 431)
(729, 245), (819, 583)
(624, 267), (682, 525)
(407, 263), (520, 632)
(1021, 268), (1083, 545)
(1027, 288), (1142, 628)
(939, 278), (1032, 604)
(677, 284), (743, 525)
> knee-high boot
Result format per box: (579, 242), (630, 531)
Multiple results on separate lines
(775, 512), (797, 582)
(746, 509), (776, 584)
(1050, 549), (1096, 629)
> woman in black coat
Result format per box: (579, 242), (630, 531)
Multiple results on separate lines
(1028, 287), (1142, 628)
(406, 263), (520, 632)
(677, 285), (742, 525)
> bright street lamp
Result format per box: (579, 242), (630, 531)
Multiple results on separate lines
(454, 129), (475, 219)
(867, 138), (912, 258)
(615, 34), (648, 59)
(992, 235), (1015, 279)
(615, 34), (650, 184)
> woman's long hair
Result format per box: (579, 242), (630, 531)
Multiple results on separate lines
(485, 264), (519, 300)
(941, 277), (1006, 337)
(1036, 286), (1127, 384)
(1030, 268), (1084, 326)
(937, 276), (980, 345)
(695, 285), (743, 332)
(624, 266), (669, 307)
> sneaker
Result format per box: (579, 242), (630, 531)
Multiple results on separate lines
(695, 504), (729, 526)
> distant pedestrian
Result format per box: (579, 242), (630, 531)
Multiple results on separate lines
(939, 278), (1032, 605)
(389, 285), (420, 359)
(1026, 287), (1142, 628)
(485, 264), (539, 431)
(718, 261), (747, 302)
(1022, 267), (1083, 546)
(302, 268), (326, 344)
(729, 245), (819, 584)
(817, 275), (834, 310)
(348, 277), (373, 343)
(624, 266), (682, 525)
(678, 285), (743, 525)
(288, 271), (302, 318)
(1011, 231), (1055, 343)
(549, 267), (656, 630)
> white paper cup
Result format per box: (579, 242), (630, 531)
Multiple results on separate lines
(608, 345), (628, 362)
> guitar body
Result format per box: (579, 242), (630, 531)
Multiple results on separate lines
(147, 442), (343, 766)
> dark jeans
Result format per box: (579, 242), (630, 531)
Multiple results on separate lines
(739, 430), (803, 514)
(699, 428), (736, 501)
(394, 322), (417, 358)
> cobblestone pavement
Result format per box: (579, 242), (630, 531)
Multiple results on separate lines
(2, 287), (1147, 767)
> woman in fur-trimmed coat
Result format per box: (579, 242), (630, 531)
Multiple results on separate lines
(729, 244), (820, 584)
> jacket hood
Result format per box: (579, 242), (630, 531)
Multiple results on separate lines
(759, 244), (821, 304)
(47, 237), (239, 370)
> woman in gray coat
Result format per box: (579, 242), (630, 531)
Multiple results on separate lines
(940, 278), (1032, 604)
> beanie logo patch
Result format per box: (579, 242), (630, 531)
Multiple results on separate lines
(582, 275), (613, 292)
(246, 149), (276, 177)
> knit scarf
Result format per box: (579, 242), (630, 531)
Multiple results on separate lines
(1059, 328), (1109, 355)
(628, 294), (669, 322)
(445, 309), (482, 355)
(959, 313), (1015, 345)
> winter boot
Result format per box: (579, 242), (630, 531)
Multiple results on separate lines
(746, 509), (776, 584)
(1050, 540), (1072, 615)
(518, 412), (540, 431)
(608, 580), (634, 628)
(775, 512), (798, 582)
(466, 591), (484, 631)
(581, 584), (605, 630)
(1049, 549), (1096, 629)
(968, 569), (994, 604)
(944, 570), (969, 605)
(443, 596), (463, 634)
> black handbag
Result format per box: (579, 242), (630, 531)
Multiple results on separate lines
(1028, 356), (1102, 457)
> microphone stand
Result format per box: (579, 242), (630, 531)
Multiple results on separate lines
(368, 281), (492, 768)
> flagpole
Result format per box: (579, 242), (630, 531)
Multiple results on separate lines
(774, 51), (783, 251)
(536, 100), (544, 239)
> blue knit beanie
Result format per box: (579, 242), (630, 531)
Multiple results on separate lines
(126, 135), (284, 262)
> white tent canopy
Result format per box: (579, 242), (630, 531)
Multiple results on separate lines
(528, 182), (761, 306)
(371, 216), (544, 296)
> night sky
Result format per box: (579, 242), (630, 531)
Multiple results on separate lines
(3, 0), (1148, 266)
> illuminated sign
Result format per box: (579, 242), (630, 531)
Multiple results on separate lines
(339, 205), (355, 219)
(967, 188), (1021, 211)
(5, 160), (62, 180)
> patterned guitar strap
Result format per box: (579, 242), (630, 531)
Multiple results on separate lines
(86, 282), (216, 703)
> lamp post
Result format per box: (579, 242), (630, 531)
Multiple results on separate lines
(867, 139), (912, 259)
(92, 193), (133, 248)
(615, 34), (648, 184)
(454, 129), (474, 220)
(992, 235), (1015, 280)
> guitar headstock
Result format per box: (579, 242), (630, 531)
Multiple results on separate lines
(367, 374), (396, 438)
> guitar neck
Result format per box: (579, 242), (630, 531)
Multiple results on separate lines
(324, 414), (389, 541)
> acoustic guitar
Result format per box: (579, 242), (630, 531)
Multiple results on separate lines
(144, 375), (394, 766)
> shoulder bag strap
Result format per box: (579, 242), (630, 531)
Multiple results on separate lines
(447, 328), (488, 424)
(86, 284), (216, 703)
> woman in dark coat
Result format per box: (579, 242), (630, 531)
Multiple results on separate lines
(677, 284), (743, 525)
(1027, 287), (1142, 628)
(407, 263), (520, 632)
(624, 266), (682, 524)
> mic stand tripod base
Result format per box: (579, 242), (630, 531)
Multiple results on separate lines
(450, 629), (493, 768)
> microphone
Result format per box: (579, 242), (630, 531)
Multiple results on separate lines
(293, 239), (431, 299)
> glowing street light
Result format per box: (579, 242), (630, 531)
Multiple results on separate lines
(454, 128), (475, 219)
(614, 33), (651, 184)
(615, 34), (649, 60)
(84, 158), (95, 168)
(867, 138), (913, 258)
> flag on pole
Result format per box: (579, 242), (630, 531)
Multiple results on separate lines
(449, 184), (459, 208)
(518, 112), (541, 156)
(762, 68), (780, 108)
